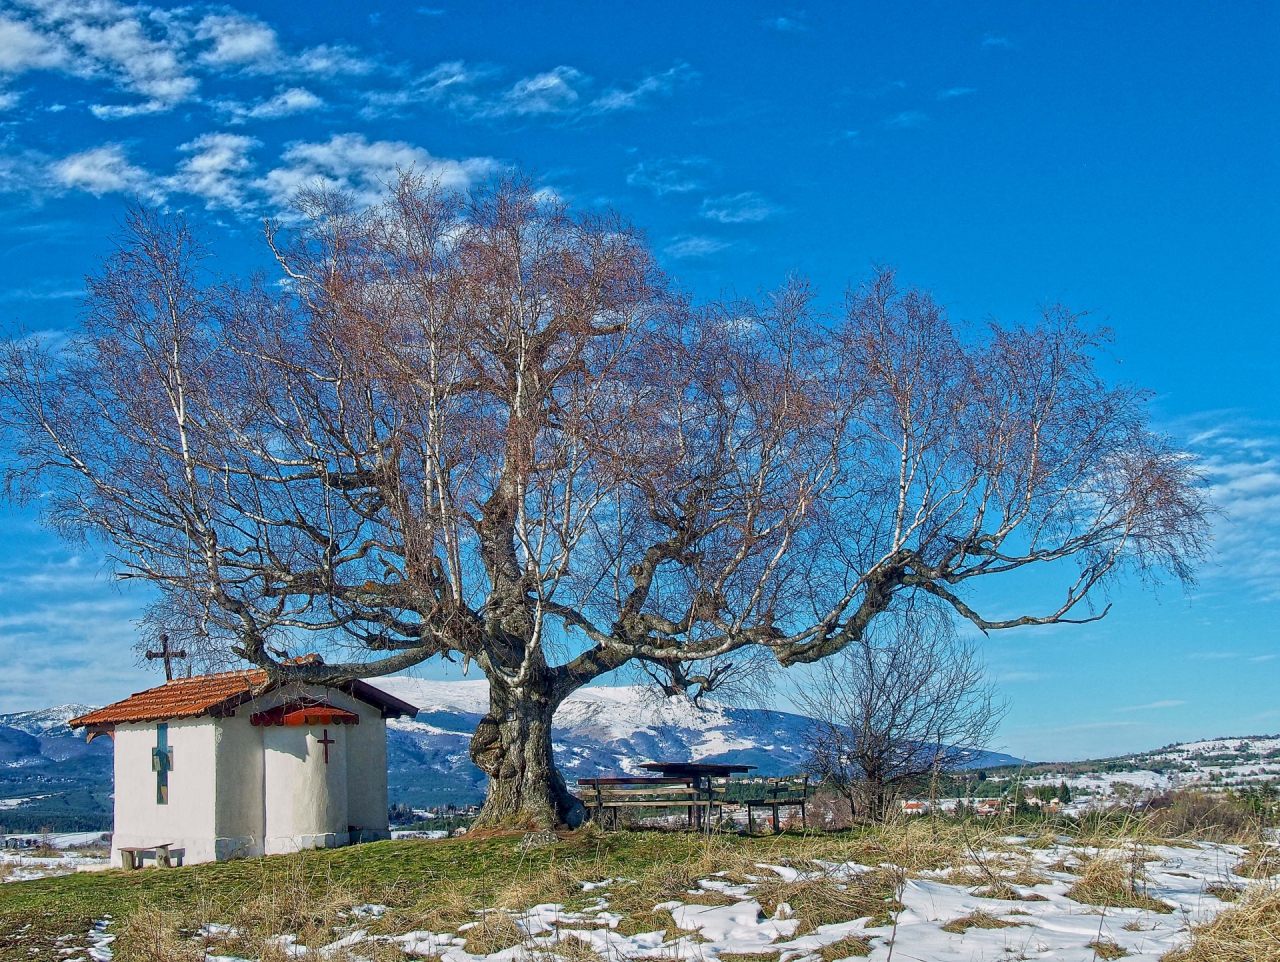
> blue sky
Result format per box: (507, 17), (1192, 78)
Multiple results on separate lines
(0, 0), (1277, 762)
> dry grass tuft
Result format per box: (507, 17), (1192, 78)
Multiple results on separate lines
(817, 934), (874, 959)
(1066, 852), (1172, 914)
(493, 864), (581, 910)
(1205, 882), (1244, 902)
(939, 910), (1023, 934)
(1162, 881), (1280, 962)
(1233, 845), (1280, 880)
(552, 934), (605, 962)
(463, 911), (527, 956)
(970, 881), (1048, 902)
(1087, 939), (1129, 960)
(114, 906), (205, 962)
(405, 884), (474, 932)
(753, 866), (903, 934)
(1147, 791), (1266, 845)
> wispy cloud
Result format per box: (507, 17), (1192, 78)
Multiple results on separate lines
(173, 133), (260, 210)
(1116, 699), (1186, 713)
(997, 671), (1047, 683)
(886, 110), (928, 128)
(1249, 654), (1277, 662)
(0, 0), (376, 119)
(49, 144), (158, 198)
(215, 87), (326, 123)
(369, 60), (694, 121)
(1188, 651), (1237, 661)
(664, 234), (730, 258)
(1186, 417), (1280, 602)
(255, 133), (494, 210)
(937, 86), (977, 99)
(983, 34), (1014, 49)
(626, 157), (708, 196)
(700, 191), (778, 223)
(762, 13), (807, 33)
(6, 132), (494, 214)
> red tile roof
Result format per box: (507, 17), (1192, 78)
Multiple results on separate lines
(68, 671), (268, 727)
(68, 671), (417, 728)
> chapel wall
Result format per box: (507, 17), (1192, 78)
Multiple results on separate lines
(262, 704), (349, 855)
(111, 719), (218, 866)
(213, 715), (265, 859)
(336, 693), (390, 840)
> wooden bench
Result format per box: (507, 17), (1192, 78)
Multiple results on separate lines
(119, 843), (181, 869)
(574, 777), (726, 828)
(740, 775), (811, 832)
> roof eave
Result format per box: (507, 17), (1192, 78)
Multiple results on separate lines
(343, 679), (419, 719)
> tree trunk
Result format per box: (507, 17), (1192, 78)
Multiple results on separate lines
(469, 673), (585, 830)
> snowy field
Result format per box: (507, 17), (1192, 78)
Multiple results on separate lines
(0, 832), (111, 883)
(55, 834), (1274, 962)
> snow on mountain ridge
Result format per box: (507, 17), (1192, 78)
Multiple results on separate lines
(0, 704), (98, 736)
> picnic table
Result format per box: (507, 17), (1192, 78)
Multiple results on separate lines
(575, 762), (756, 830)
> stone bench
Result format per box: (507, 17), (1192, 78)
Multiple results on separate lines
(119, 843), (182, 869)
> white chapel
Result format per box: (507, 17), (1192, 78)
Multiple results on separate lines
(70, 669), (418, 867)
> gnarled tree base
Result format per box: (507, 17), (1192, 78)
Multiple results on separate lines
(469, 708), (585, 831)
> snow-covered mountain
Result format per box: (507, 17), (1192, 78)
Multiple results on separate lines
(0, 705), (113, 832)
(0, 705), (97, 737)
(369, 680), (1023, 808)
(0, 683), (1026, 819)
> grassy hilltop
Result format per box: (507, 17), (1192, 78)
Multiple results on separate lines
(3, 815), (1278, 962)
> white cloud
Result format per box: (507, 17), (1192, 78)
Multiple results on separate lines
(49, 143), (157, 197)
(2, 0), (197, 115)
(588, 63), (695, 114)
(1115, 699), (1186, 712)
(295, 44), (376, 78)
(370, 60), (691, 121)
(90, 99), (170, 119)
(700, 191), (777, 223)
(196, 13), (280, 70)
(173, 132), (258, 210)
(983, 34), (1014, 49)
(664, 234), (729, 258)
(626, 157), (707, 195)
(8, 130), (491, 212)
(938, 86), (976, 99)
(257, 132), (493, 209)
(886, 110), (928, 128)
(217, 86), (325, 123)
(996, 671), (1047, 683)
(362, 59), (491, 115)
(1188, 419), (1280, 602)
(0, 14), (66, 72)
(0, 1), (374, 119)
(762, 15), (806, 32)
(497, 65), (585, 115)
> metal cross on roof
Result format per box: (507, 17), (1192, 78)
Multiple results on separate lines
(145, 634), (187, 682)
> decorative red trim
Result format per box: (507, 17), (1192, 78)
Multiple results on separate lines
(250, 701), (361, 727)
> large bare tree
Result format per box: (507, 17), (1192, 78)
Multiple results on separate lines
(0, 173), (1209, 828)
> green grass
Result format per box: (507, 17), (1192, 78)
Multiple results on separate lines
(0, 829), (885, 961)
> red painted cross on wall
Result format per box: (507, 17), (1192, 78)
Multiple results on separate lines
(317, 728), (335, 764)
